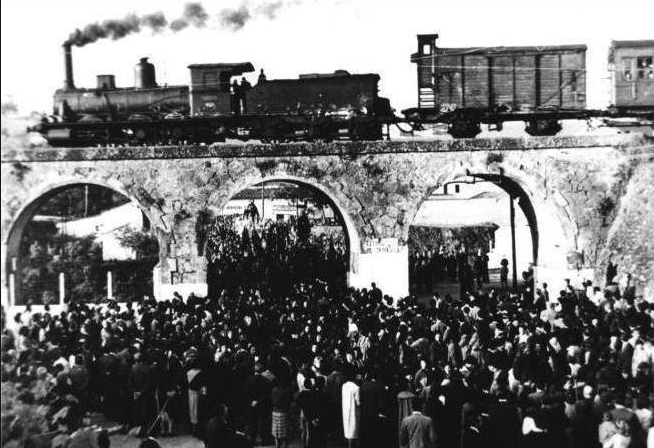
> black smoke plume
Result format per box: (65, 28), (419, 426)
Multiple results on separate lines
(65, 3), (207, 46)
(256, 1), (285, 20)
(219, 5), (252, 30)
(219, 1), (288, 31)
(66, 14), (143, 47)
(65, 1), (290, 46)
(170, 2), (209, 31)
(141, 12), (168, 31)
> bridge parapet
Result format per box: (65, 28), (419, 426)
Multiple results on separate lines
(1, 134), (647, 163)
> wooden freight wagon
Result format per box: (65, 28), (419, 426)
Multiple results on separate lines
(406, 34), (590, 138)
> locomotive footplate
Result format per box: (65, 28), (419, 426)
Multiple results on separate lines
(28, 113), (386, 147)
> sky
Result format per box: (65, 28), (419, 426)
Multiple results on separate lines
(1, 0), (653, 114)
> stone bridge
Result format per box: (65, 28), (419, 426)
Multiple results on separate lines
(2, 134), (654, 305)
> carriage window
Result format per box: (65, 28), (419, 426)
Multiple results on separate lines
(622, 58), (634, 81)
(637, 56), (653, 79)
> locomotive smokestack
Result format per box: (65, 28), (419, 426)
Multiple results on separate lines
(62, 43), (75, 90)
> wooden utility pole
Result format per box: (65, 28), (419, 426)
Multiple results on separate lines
(509, 194), (518, 288)
(261, 184), (265, 220)
(84, 185), (88, 217)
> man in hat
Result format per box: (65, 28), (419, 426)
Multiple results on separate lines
(128, 352), (153, 437)
(244, 361), (273, 445)
(205, 403), (230, 448)
(359, 370), (384, 448)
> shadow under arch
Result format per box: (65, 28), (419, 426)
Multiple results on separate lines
(407, 161), (582, 291)
(467, 172), (539, 265)
(4, 181), (160, 306)
(210, 174), (361, 285)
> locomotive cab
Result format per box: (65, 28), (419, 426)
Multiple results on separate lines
(187, 62), (255, 115)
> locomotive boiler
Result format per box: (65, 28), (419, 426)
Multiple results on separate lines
(55, 44), (190, 120)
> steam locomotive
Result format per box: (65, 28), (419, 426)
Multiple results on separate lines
(28, 44), (393, 146)
(28, 35), (654, 146)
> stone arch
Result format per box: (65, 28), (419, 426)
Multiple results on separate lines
(206, 173), (363, 284)
(2, 178), (162, 306)
(404, 162), (580, 289)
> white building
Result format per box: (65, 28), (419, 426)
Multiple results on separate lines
(221, 183), (336, 223)
(33, 201), (144, 261)
(413, 177), (533, 272)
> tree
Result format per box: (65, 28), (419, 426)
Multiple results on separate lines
(115, 227), (159, 259)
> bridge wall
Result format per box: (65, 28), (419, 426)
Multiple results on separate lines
(2, 134), (653, 304)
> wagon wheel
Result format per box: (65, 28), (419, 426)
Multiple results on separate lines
(524, 119), (562, 137)
(448, 120), (481, 139)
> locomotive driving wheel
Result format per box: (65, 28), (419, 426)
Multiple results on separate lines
(128, 126), (152, 146)
(309, 117), (337, 142)
(348, 120), (371, 141)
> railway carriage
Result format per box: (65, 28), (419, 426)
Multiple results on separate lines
(608, 40), (654, 112)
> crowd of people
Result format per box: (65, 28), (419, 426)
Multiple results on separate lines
(409, 246), (539, 296)
(204, 212), (347, 294)
(1, 219), (653, 448)
(410, 248), (492, 294)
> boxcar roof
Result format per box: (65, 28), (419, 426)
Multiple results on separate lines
(610, 40), (654, 50)
(431, 44), (587, 56)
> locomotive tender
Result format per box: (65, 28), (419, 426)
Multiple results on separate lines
(29, 35), (654, 146)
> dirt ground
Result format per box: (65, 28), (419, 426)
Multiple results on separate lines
(109, 434), (343, 448)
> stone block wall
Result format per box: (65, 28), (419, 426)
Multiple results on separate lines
(2, 134), (653, 303)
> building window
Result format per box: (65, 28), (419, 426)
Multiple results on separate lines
(637, 56), (653, 79)
(455, 184), (460, 193)
(423, 44), (431, 55)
